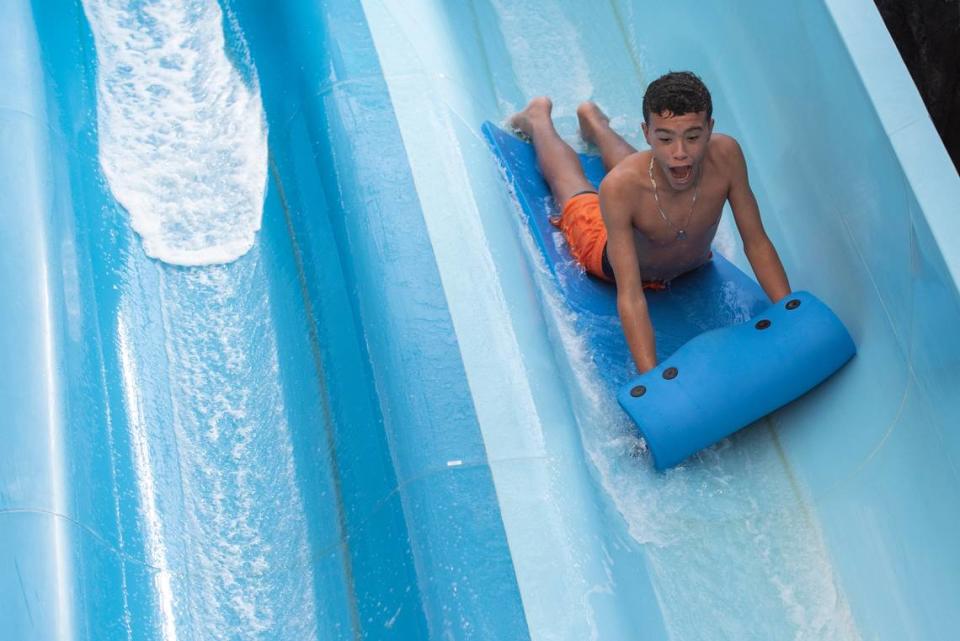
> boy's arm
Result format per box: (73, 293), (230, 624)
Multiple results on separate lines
(725, 138), (792, 302)
(599, 175), (658, 373)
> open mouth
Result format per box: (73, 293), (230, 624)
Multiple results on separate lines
(669, 165), (693, 182)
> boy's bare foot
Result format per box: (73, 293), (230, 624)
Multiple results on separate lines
(576, 101), (610, 145)
(508, 96), (553, 139)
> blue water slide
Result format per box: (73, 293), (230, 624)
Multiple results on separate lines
(2, 0), (959, 640)
(2, 0), (525, 639)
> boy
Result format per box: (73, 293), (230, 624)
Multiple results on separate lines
(508, 71), (791, 374)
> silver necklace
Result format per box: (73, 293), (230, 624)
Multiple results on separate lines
(648, 155), (700, 241)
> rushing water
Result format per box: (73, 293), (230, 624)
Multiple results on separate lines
(82, 0), (268, 265)
(83, 3), (329, 638)
(116, 248), (325, 641)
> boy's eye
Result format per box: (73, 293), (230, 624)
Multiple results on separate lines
(658, 138), (671, 143)
(687, 135), (700, 141)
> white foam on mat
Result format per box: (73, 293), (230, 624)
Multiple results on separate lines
(82, 0), (268, 265)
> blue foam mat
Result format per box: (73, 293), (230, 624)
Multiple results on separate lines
(482, 121), (856, 470)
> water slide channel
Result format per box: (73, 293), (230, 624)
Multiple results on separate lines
(2, 0), (959, 640)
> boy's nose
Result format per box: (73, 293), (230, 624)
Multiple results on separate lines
(672, 141), (688, 159)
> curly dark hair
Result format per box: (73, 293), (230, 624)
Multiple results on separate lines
(642, 71), (712, 123)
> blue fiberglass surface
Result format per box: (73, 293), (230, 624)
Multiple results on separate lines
(482, 123), (856, 470)
(360, 0), (960, 639)
(4, 0), (960, 640)
(1, 0), (527, 639)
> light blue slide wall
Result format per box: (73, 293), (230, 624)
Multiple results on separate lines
(617, 3), (960, 638)
(356, 0), (960, 640)
(2, 0), (959, 640)
(1, 0), (527, 639)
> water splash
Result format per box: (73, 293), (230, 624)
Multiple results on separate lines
(82, 0), (268, 265)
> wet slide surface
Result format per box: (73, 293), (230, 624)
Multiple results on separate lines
(3, 0), (960, 640)
(360, 0), (960, 639)
(4, 0), (525, 638)
(363, 2), (859, 640)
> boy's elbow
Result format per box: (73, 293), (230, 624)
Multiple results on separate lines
(743, 235), (775, 258)
(617, 288), (648, 316)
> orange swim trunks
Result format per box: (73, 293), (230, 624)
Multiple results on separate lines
(552, 191), (667, 290)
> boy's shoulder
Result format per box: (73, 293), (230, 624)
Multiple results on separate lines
(708, 132), (741, 157)
(707, 133), (748, 180)
(601, 150), (652, 193)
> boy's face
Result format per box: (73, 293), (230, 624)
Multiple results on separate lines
(642, 111), (713, 191)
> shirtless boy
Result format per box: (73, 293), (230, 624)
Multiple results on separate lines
(508, 71), (791, 374)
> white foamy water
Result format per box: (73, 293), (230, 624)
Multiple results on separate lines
(82, 0), (268, 265)
(116, 249), (323, 640)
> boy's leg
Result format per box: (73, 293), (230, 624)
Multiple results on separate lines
(577, 102), (638, 172)
(509, 97), (595, 209)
